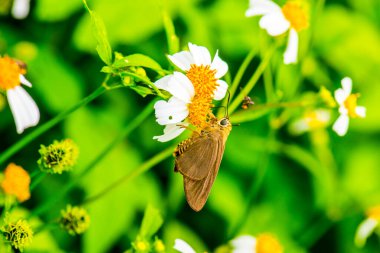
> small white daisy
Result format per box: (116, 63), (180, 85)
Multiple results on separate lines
(332, 77), (366, 136)
(231, 234), (283, 253)
(245, 0), (309, 64)
(0, 56), (40, 134)
(355, 206), (380, 248)
(173, 239), (196, 253)
(153, 43), (229, 142)
(290, 109), (331, 135)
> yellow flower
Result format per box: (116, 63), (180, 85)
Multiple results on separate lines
(0, 56), (39, 134)
(1, 163), (31, 202)
(1, 218), (33, 252)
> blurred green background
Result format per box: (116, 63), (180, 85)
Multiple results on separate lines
(1, 0), (380, 252)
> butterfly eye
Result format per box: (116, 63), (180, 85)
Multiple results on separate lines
(219, 118), (229, 127)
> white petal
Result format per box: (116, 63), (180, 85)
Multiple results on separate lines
(283, 28), (299, 64)
(246, 0), (282, 17)
(153, 124), (186, 142)
(231, 235), (257, 253)
(7, 86), (40, 134)
(173, 239), (196, 253)
(11, 0), (30, 19)
(167, 72), (195, 103)
(188, 43), (212, 66)
(19, 75), (32, 87)
(154, 97), (189, 125)
(155, 75), (173, 91)
(332, 114), (349, 136)
(315, 109), (331, 123)
(355, 106), (366, 118)
(355, 218), (378, 247)
(213, 80), (228, 101)
(290, 119), (309, 134)
(211, 50), (228, 78)
(259, 12), (290, 36)
(341, 77), (352, 95)
(168, 51), (194, 71)
(334, 88), (348, 105)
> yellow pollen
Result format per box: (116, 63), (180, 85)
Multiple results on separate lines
(282, 2), (309, 32)
(305, 111), (326, 129)
(1, 163), (31, 202)
(186, 64), (218, 129)
(344, 94), (359, 118)
(0, 56), (24, 91)
(256, 234), (283, 253)
(366, 205), (380, 221)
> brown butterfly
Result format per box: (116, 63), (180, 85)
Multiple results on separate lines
(173, 114), (232, 211)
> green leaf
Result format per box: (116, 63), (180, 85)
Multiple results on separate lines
(83, 0), (113, 65)
(139, 205), (163, 239)
(130, 85), (154, 97)
(113, 54), (163, 73)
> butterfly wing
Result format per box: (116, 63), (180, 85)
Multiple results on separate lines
(182, 131), (226, 211)
(174, 131), (220, 180)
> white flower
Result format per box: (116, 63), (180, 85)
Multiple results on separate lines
(290, 109), (331, 135)
(0, 56), (40, 134)
(231, 235), (257, 253)
(153, 43), (229, 142)
(355, 218), (378, 248)
(245, 0), (309, 64)
(231, 234), (283, 253)
(332, 77), (366, 136)
(173, 239), (196, 253)
(12, 0), (31, 20)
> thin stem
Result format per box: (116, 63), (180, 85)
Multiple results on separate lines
(229, 46), (276, 115)
(297, 215), (332, 248)
(0, 85), (108, 166)
(30, 172), (46, 190)
(124, 72), (168, 99)
(83, 144), (175, 205)
(227, 130), (275, 239)
(29, 100), (156, 218)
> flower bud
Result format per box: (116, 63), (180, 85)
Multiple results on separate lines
(38, 139), (79, 174)
(1, 218), (33, 252)
(59, 205), (90, 236)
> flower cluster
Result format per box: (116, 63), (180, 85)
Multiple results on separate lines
(1, 218), (33, 252)
(38, 139), (79, 174)
(153, 43), (229, 142)
(1, 163), (31, 202)
(59, 205), (90, 236)
(0, 56), (39, 134)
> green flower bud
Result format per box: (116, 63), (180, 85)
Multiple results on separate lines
(1, 218), (33, 252)
(135, 67), (146, 77)
(153, 238), (165, 253)
(38, 139), (79, 174)
(59, 205), (90, 236)
(132, 237), (150, 253)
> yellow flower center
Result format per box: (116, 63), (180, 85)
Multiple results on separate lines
(186, 64), (218, 129)
(305, 111), (327, 129)
(282, 2), (309, 32)
(344, 94), (359, 118)
(367, 205), (380, 221)
(256, 234), (283, 253)
(1, 163), (31, 202)
(0, 56), (24, 91)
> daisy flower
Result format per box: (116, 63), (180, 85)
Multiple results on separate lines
(355, 205), (380, 247)
(0, 56), (40, 134)
(173, 239), (196, 253)
(231, 234), (283, 253)
(153, 43), (228, 142)
(332, 77), (366, 136)
(245, 0), (309, 64)
(290, 109), (331, 135)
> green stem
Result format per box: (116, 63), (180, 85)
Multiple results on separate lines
(83, 145), (175, 205)
(0, 85), (107, 166)
(29, 100), (155, 218)
(297, 215), (332, 248)
(227, 130), (275, 239)
(229, 46), (276, 115)
(124, 72), (168, 99)
(30, 172), (46, 190)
